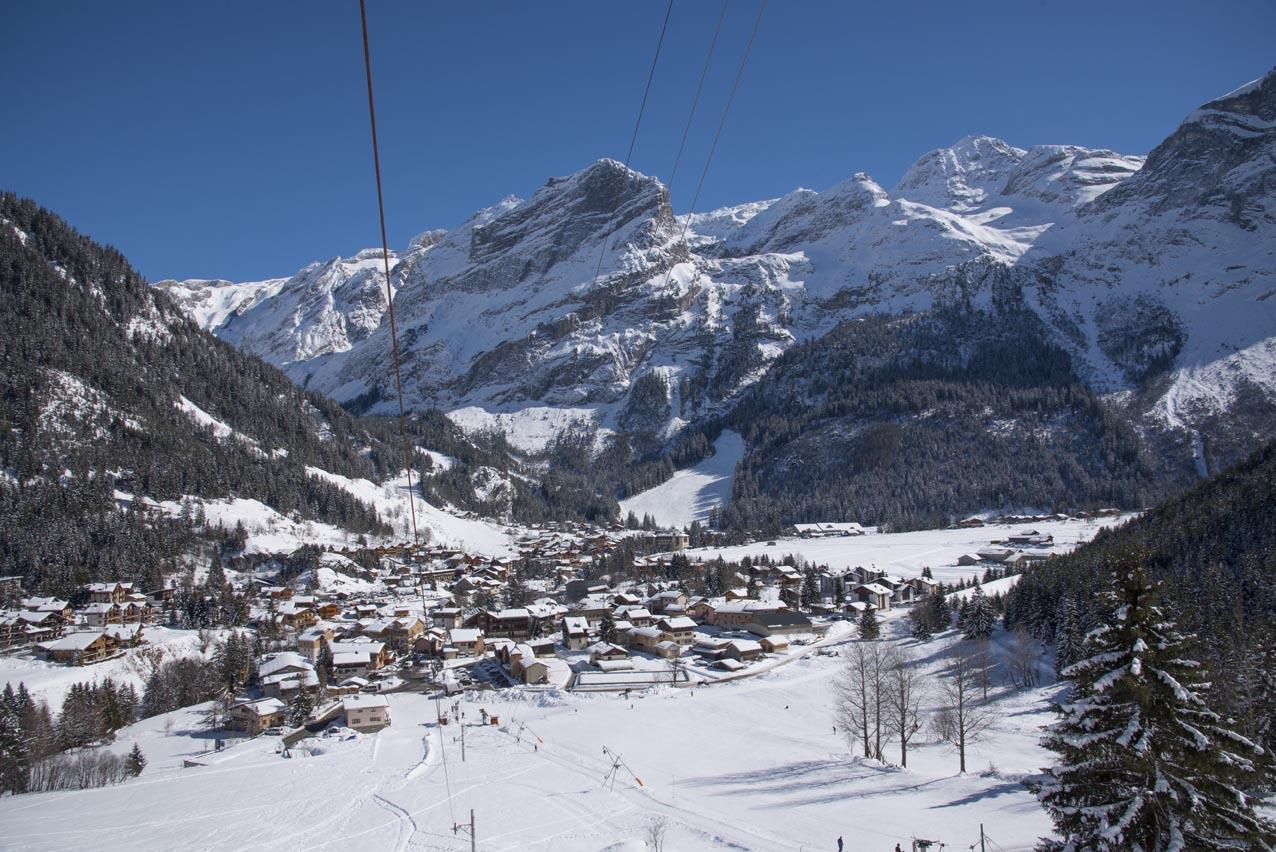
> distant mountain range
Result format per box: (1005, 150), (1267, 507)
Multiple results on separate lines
(157, 69), (1275, 499)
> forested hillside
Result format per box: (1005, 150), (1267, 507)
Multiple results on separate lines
(1005, 438), (1276, 759)
(714, 305), (1188, 533)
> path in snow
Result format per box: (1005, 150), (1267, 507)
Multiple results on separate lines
(619, 431), (745, 528)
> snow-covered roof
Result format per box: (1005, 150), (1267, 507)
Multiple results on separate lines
(343, 694), (389, 710)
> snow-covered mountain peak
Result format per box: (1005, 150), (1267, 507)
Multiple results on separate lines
(894, 135), (1027, 211)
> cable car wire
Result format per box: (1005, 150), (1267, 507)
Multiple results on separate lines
(358, 0), (419, 544)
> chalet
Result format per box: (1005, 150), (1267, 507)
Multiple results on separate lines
(647, 590), (688, 614)
(0, 613), (20, 647)
(17, 610), (64, 641)
(909, 576), (940, 598)
(260, 586), (293, 601)
(686, 599), (717, 623)
(39, 631), (111, 665)
(297, 626), (334, 661)
(527, 637), (557, 657)
(332, 650), (374, 681)
(520, 656), (571, 686)
(82, 602), (122, 627)
(226, 697), (286, 736)
(259, 652), (314, 682)
(561, 616), (591, 650)
(588, 642), (630, 665)
(86, 582), (133, 605)
(431, 608), (464, 630)
(976, 547), (1014, 563)
(468, 608), (534, 641)
(384, 616), (425, 651)
(448, 628), (485, 657)
(956, 553), (982, 566)
(343, 694), (390, 732)
(104, 624), (145, 648)
(262, 668), (319, 699)
(714, 601), (786, 630)
(23, 597), (73, 622)
(724, 638), (763, 662)
(570, 601), (613, 630)
(121, 600), (152, 624)
(331, 640), (391, 670)
(613, 606), (653, 627)
(759, 635), (789, 654)
(746, 611), (815, 637)
(851, 583), (893, 612)
(656, 616), (697, 647)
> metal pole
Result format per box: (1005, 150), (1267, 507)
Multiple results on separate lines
(461, 721), (466, 762)
(980, 824), (986, 852)
(470, 808), (476, 852)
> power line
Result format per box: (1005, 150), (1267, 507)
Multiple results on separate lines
(665, 0), (730, 197)
(588, 0), (676, 289)
(656, 0), (767, 293)
(358, 0), (419, 544)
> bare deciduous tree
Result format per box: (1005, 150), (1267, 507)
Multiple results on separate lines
(1006, 628), (1043, 688)
(883, 646), (927, 767)
(934, 642), (996, 773)
(645, 816), (669, 851)
(834, 641), (887, 760)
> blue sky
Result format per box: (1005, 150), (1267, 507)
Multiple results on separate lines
(3, 1), (1273, 282)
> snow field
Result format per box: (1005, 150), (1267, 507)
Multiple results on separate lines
(681, 515), (1132, 585)
(2, 613), (1060, 851)
(618, 431), (745, 528)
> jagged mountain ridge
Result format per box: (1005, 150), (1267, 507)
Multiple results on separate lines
(158, 69), (1276, 481)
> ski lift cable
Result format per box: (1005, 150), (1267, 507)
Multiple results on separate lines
(358, 0), (419, 544)
(665, 0), (730, 196)
(655, 0), (767, 296)
(588, 0), (676, 289)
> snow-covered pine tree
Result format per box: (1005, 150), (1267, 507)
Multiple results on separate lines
(288, 690), (314, 728)
(1038, 563), (1276, 851)
(859, 606), (880, 640)
(1053, 597), (1084, 676)
(960, 585), (996, 641)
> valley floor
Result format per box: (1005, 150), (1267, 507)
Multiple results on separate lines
(0, 611), (1060, 851)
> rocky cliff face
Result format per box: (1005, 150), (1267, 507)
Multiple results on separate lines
(157, 69), (1276, 475)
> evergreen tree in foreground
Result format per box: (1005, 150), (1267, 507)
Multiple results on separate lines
(858, 606), (880, 640)
(127, 743), (147, 777)
(1038, 562), (1275, 851)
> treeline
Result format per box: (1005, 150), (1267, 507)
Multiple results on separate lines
(1005, 437), (1276, 761)
(0, 680), (143, 795)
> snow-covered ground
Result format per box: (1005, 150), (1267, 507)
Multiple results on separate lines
(0, 627), (223, 712)
(0, 613), (1061, 851)
(618, 431), (745, 528)
(682, 515), (1132, 584)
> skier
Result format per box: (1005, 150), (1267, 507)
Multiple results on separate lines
(836, 837), (843, 851)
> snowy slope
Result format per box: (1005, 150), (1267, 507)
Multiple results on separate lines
(618, 430), (745, 527)
(0, 620), (1062, 851)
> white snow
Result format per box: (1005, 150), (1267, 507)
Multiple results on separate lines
(618, 431), (745, 527)
(304, 466), (513, 556)
(447, 406), (609, 455)
(0, 627), (223, 713)
(683, 515), (1132, 585)
(0, 617), (1065, 851)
